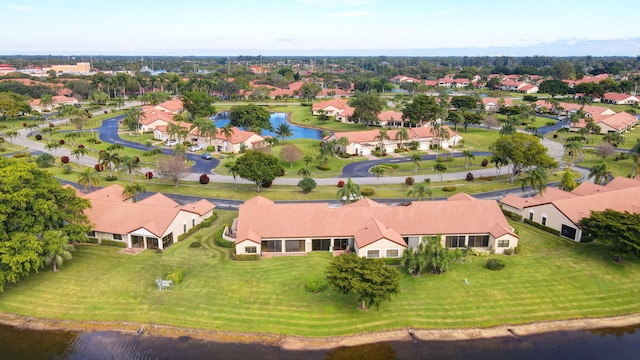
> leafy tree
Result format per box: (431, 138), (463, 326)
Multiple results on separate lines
(230, 104), (272, 133)
(462, 112), (483, 131)
(181, 91), (216, 120)
(275, 123), (293, 144)
(336, 178), (361, 203)
(297, 177), (317, 193)
(402, 94), (439, 126)
(559, 168), (577, 191)
(579, 210), (640, 255)
(235, 150), (282, 192)
(192, 117), (217, 146)
(157, 154), (188, 186)
(602, 132), (624, 147)
(297, 167), (311, 178)
(89, 91), (110, 105)
(123, 107), (145, 132)
(0, 92), (30, 120)
(538, 79), (571, 98)
(499, 120), (517, 136)
(280, 143), (302, 168)
(349, 92), (384, 125)
(326, 253), (400, 310)
(450, 96), (477, 111)
(403, 236), (457, 275)
(224, 162), (240, 187)
(42, 230), (74, 272)
(36, 153), (55, 168)
(489, 133), (557, 183)
(0, 158), (91, 290)
(588, 163), (612, 185)
(4, 130), (18, 144)
(407, 182), (432, 201)
(297, 82), (322, 101)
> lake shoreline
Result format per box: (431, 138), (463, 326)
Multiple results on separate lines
(1, 312), (639, 351)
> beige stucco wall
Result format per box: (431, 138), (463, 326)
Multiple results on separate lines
(356, 238), (406, 258)
(236, 239), (260, 255)
(524, 203), (582, 241)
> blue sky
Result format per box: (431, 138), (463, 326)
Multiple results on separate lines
(1, 0), (639, 55)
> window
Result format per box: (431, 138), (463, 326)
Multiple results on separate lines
(312, 239), (331, 251)
(541, 215), (547, 226)
(131, 235), (143, 248)
(367, 250), (380, 258)
(87, 231), (96, 238)
(245, 246), (257, 254)
(497, 239), (510, 248)
(147, 237), (159, 249)
(446, 235), (466, 248)
(285, 240), (305, 252)
(386, 249), (399, 258)
(468, 235), (489, 247)
(261, 240), (282, 253)
(112, 234), (122, 241)
(162, 233), (173, 249)
(334, 238), (349, 251)
(528, 211), (534, 221)
(561, 225), (577, 240)
(192, 218), (196, 227)
(183, 224), (187, 233)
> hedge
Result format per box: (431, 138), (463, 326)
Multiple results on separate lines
(232, 253), (260, 261)
(166, 268), (184, 285)
(523, 218), (561, 236)
(213, 228), (235, 248)
(502, 209), (523, 221)
(382, 258), (403, 266)
(100, 239), (128, 248)
(360, 188), (375, 196)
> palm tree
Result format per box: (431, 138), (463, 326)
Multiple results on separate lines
(64, 131), (81, 146)
(40, 94), (54, 111)
(395, 127), (409, 149)
(297, 167), (311, 178)
(107, 143), (125, 154)
(220, 124), (235, 151)
(71, 147), (88, 164)
(123, 107), (145, 133)
(411, 153), (422, 174)
(521, 167), (548, 197)
(42, 230), (74, 272)
(374, 128), (390, 155)
(45, 141), (61, 156)
(336, 136), (350, 155)
(224, 162), (239, 186)
(275, 123), (293, 144)
(123, 183), (146, 202)
(588, 163), (612, 185)
(370, 165), (385, 186)
(166, 122), (182, 142)
(630, 140), (640, 178)
(77, 167), (100, 192)
(407, 182), (433, 201)
(120, 155), (142, 184)
(559, 168), (577, 191)
(317, 140), (335, 165)
(192, 118), (217, 147)
(4, 130), (18, 144)
(99, 151), (121, 177)
(336, 178), (361, 203)
(564, 140), (584, 169)
(462, 150), (475, 169)
(433, 162), (447, 182)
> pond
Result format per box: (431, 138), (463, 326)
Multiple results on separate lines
(213, 112), (323, 140)
(1, 322), (639, 360)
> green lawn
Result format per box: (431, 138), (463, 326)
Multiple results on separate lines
(0, 218), (638, 337)
(577, 151), (635, 178)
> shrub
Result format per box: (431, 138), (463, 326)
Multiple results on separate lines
(190, 241), (202, 248)
(523, 218), (561, 235)
(487, 258), (506, 270)
(408, 141), (419, 151)
(479, 175), (495, 181)
(438, 155), (453, 162)
(145, 171), (153, 180)
(200, 213), (217, 228)
(106, 175), (118, 181)
(60, 155), (70, 164)
(100, 239), (127, 248)
(61, 164), (72, 174)
(58, 139), (65, 145)
(182, 141), (191, 147)
(380, 163), (400, 169)
(49, 122), (55, 127)
(166, 268), (184, 285)
(23, 122), (27, 127)
(317, 164), (331, 171)
(232, 253), (261, 261)
(466, 172), (474, 181)
(298, 177), (317, 193)
(305, 278), (329, 293)
(514, 243), (522, 254)
(442, 186), (457, 192)
(0, 147), (5, 152)
(199, 174), (210, 184)
(12, 152), (28, 158)
(213, 228), (235, 248)
(206, 146), (215, 152)
(405, 176), (415, 186)
(382, 258), (403, 265)
(95, 164), (103, 172)
(481, 158), (489, 167)
(503, 248), (514, 255)
(36, 153), (55, 168)
(337, 180), (345, 188)
(261, 180), (273, 188)
(35, 134), (43, 140)
(78, 144), (85, 149)
(502, 210), (523, 221)
(360, 187), (375, 196)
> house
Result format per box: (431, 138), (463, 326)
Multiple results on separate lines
(312, 98), (353, 116)
(80, 184), (215, 251)
(232, 194), (518, 257)
(500, 177), (640, 242)
(499, 81), (538, 93)
(482, 97), (513, 113)
(193, 126), (267, 153)
(602, 93), (639, 105)
(29, 95), (78, 112)
(154, 98), (183, 114)
(324, 125), (461, 155)
(140, 106), (176, 132)
(390, 75), (422, 84)
(567, 109), (637, 134)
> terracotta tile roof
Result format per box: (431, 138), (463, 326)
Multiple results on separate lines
(354, 218), (406, 248)
(377, 110), (404, 122)
(137, 193), (179, 207)
(180, 199), (216, 215)
(155, 98), (183, 112)
(447, 193), (476, 201)
(236, 193), (516, 245)
(482, 97), (513, 106)
(598, 112), (638, 131)
(500, 188), (578, 210)
(571, 182), (608, 196)
(552, 186), (640, 224)
(343, 198), (386, 208)
(328, 125), (457, 144)
(84, 184), (129, 202)
(213, 126), (263, 144)
(312, 98), (350, 112)
(604, 92), (636, 102)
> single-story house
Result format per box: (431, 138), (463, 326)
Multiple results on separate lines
(140, 106), (176, 132)
(80, 184), (215, 251)
(312, 98), (352, 116)
(29, 95), (78, 112)
(500, 177), (640, 242)
(232, 194), (518, 257)
(190, 126), (267, 153)
(154, 98), (183, 114)
(482, 97), (513, 113)
(602, 93), (639, 105)
(568, 111), (637, 134)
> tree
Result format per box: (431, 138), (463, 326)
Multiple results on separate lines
(538, 79), (571, 98)
(433, 162), (447, 182)
(229, 104), (272, 133)
(157, 154), (188, 186)
(123, 107), (145, 132)
(123, 183), (146, 202)
(220, 123), (235, 144)
(297, 177), (317, 193)
(579, 210), (640, 255)
(521, 167), (548, 197)
(336, 178), (361, 203)
(317, 140), (335, 165)
(559, 168), (577, 191)
(349, 92), (385, 125)
(564, 140), (584, 169)
(588, 163), (612, 185)
(275, 123), (293, 144)
(181, 91), (216, 120)
(0, 158), (91, 291)
(462, 150), (475, 169)
(297, 82), (322, 101)
(402, 94), (440, 126)
(42, 230), (74, 272)
(489, 133), (557, 183)
(407, 182), (432, 201)
(280, 143), (302, 168)
(630, 140), (640, 178)
(374, 128), (390, 154)
(403, 236), (457, 275)
(499, 119), (517, 136)
(71, 147), (88, 164)
(192, 117), (217, 146)
(411, 153), (422, 174)
(235, 150), (282, 192)
(326, 253), (400, 310)
(40, 93), (54, 110)
(120, 155), (142, 184)
(89, 91), (109, 106)
(99, 151), (120, 177)
(594, 142), (617, 161)
(450, 96), (477, 112)
(370, 165), (385, 186)
(602, 132), (624, 147)
(395, 127), (409, 149)
(4, 130), (18, 144)
(224, 162), (240, 187)
(77, 167), (100, 192)
(0, 92), (30, 121)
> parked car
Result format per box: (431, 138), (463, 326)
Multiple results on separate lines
(165, 140), (178, 147)
(200, 153), (212, 160)
(189, 144), (204, 152)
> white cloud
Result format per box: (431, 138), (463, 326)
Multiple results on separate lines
(9, 5), (32, 12)
(329, 11), (374, 17)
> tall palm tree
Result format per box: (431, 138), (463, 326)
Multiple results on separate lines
(40, 94), (54, 111)
(192, 118), (217, 147)
(564, 140), (584, 169)
(336, 136), (350, 155)
(77, 167), (100, 192)
(107, 143), (125, 154)
(407, 182), (432, 201)
(45, 141), (61, 155)
(395, 127), (409, 149)
(224, 162), (240, 186)
(411, 153), (422, 174)
(275, 123), (293, 144)
(370, 165), (385, 186)
(588, 163), (612, 185)
(123, 107), (145, 133)
(462, 150), (475, 169)
(123, 183), (146, 202)
(99, 151), (121, 177)
(120, 155), (142, 184)
(336, 178), (361, 203)
(521, 167), (548, 197)
(166, 122), (182, 142)
(42, 230), (74, 272)
(317, 140), (335, 165)
(374, 128), (390, 155)
(220, 124), (235, 149)
(71, 147), (88, 164)
(433, 162), (447, 182)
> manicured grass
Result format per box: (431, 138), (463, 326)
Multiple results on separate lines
(577, 152), (635, 178)
(0, 219), (639, 336)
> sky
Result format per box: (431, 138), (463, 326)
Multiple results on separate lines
(1, 0), (640, 56)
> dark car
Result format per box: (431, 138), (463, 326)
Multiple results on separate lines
(200, 153), (212, 160)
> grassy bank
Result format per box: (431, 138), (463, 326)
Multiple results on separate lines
(0, 217), (638, 337)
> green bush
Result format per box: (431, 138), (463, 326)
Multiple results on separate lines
(232, 253), (260, 261)
(61, 164), (72, 174)
(36, 153), (55, 168)
(316, 164), (331, 171)
(300, 102), (312, 107)
(503, 248), (514, 255)
(105, 175), (118, 181)
(305, 278), (329, 293)
(166, 268), (184, 284)
(100, 239), (127, 248)
(0, 147), (6, 152)
(200, 213), (217, 228)
(213, 228), (235, 248)
(442, 186), (457, 192)
(190, 241), (202, 248)
(514, 243), (522, 254)
(502, 210), (523, 221)
(360, 188), (375, 196)
(523, 219), (560, 235)
(487, 258), (506, 271)
(206, 146), (215, 152)
(298, 177), (317, 193)
(382, 258), (403, 265)
(380, 163), (400, 169)
(12, 152), (29, 158)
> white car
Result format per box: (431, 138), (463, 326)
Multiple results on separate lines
(189, 144), (204, 152)
(165, 140), (178, 147)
